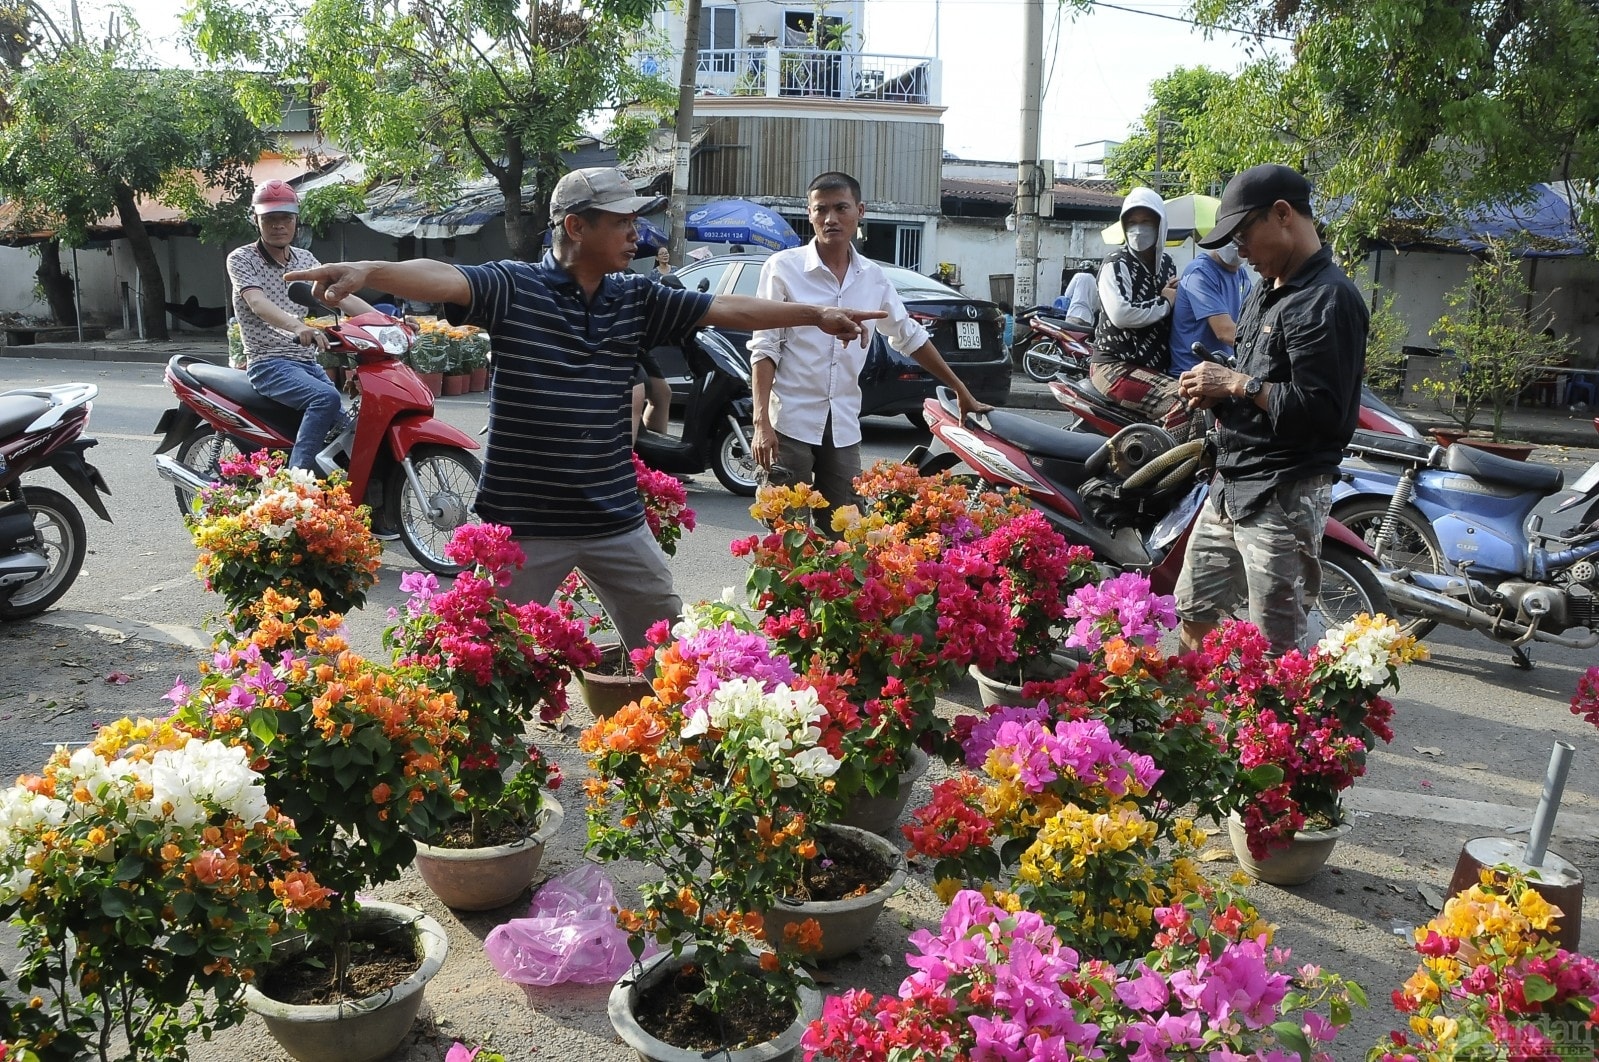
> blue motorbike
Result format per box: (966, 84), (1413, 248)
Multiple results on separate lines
(1332, 428), (1599, 666)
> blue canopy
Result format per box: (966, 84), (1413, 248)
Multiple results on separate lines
(684, 199), (802, 251)
(1341, 183), (1591, 258)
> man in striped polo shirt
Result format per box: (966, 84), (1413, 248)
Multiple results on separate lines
(287, 167), (883, 652)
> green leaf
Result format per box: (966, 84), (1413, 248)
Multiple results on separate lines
(1522, 973), (1557, 1002)
(1270, 1020), (1312, 1059)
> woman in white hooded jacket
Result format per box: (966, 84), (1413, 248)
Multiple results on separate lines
(1089, 187), (1199, 442)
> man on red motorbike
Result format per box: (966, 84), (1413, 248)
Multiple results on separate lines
(1174, 164), (1368, 656)
(285, 166), (885, 654)
(227, 180), (376, 471)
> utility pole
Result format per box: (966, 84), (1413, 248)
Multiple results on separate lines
(1013, 0), (1044, 310)
(668, 0), (703, 265)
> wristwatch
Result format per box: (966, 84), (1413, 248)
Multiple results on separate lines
(1243, 376), (1265, 399)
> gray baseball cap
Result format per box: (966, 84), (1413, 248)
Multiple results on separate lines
(549, 167), (666, 219)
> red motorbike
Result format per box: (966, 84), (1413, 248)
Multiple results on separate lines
(153, 283), (482, 574)
(910, 387), (1390, 629)
(1016, 308), (1094, 382)
(0, 383), (113, 619)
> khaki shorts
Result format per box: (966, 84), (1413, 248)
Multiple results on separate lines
(1174, 474), (1336, 654)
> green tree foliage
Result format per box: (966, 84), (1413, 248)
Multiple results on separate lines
(1186, 0), (1599, 258)
(1418, 243), (1574, 440)
(1364, 287), (1409, 395)
(184, 0), (674, 261)
(0, 42), (267, 339)
(1103, 66), (1234, 195)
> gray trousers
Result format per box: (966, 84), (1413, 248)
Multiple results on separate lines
(502, 523), (682, 655)
(760, 416), (864, 518)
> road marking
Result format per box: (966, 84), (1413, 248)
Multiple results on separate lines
(1347, 786), (1599, 841)
(96, 432), (161, 441)
(119, 576), (193, 602)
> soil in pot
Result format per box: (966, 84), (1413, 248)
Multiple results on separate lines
(634, 962), (796, 1052)
(428, 813), (539, 848)
(259, 928), (419, 1006)
(794, 827), (892, 902)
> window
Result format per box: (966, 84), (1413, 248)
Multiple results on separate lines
(698, 6), (738, 72)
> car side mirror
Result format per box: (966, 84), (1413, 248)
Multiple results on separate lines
(696, 278), (711, 293)
(659, 273), (685, 290)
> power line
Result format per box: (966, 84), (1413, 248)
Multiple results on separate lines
(1085, 0), (1297, 43)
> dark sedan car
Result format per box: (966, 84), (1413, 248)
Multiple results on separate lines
(650, 252), (1011, 425)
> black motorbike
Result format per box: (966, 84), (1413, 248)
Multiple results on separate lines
(635, 325), (759, 496)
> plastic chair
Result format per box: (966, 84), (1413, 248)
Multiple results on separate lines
(1566, 373), (1597, 409)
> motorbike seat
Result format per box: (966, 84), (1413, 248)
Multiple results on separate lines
(982, 408), (1107, 464)
(170, 356), (305, 436)
(0, 395), (52, 438)
(1058, 377), (1139, 430)
(1443, 442), (1563, 494)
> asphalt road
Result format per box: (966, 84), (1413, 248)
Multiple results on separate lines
(3, 356), (1598, 1060)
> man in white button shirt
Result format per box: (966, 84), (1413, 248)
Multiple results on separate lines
(749, 171), (990, 514)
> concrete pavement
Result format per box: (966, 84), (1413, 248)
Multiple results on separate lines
(5, 335), (1597, 449)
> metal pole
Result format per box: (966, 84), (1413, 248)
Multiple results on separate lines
(1013, 0), (1044, 311)
(668, 0), (703, 266)
(71, 248), (83, 343)
(1524, 740), (1575, 867)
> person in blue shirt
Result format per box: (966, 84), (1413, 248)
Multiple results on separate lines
(1169, 244), (1252, 375)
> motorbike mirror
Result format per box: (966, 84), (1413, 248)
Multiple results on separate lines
(287, 281), (337, 315)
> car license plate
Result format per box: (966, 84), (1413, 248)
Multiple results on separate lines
(956, 321), (982, 349)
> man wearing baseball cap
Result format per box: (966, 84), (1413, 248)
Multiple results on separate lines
(287, 166), (885, 653)
(227, 179), (377, 472)
(1173, 163), (1368, 655)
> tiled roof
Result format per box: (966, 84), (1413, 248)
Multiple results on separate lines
(941, 176), (1123, 218)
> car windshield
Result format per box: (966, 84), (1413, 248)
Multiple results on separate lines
(881, 264), (967, 302)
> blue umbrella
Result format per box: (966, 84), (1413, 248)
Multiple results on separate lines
(684, 199), (802, 251)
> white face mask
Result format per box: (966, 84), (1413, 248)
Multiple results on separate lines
(1214, 243), (1242, 267)
(1124, 222), (1157, 252)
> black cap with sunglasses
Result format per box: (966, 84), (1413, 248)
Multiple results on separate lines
(1198, 164), (1313, 249)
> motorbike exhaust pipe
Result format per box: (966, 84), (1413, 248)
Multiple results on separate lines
(154, 455), (212, 495)
(1378, 572), (1599, 650)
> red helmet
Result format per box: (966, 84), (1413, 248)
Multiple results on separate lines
(251, 179), (299, 215)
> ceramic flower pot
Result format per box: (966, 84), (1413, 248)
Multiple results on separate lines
(760, 824), (907, 962)
(969, 649), (1088, 710)
(608, 946), (821, 1062)
(243, 900), (448, 1062)
(418, 371), (444, 397)
(469, 366), (489, 392)
(412, 794), (564, 911)
(442, 372), (469, 396)
(578, 644), (653, 719)
(1227, 813), (1350, 886)
(833, 746), (930, 834)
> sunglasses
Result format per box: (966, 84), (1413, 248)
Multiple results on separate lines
(1230, 207), (1271, 248)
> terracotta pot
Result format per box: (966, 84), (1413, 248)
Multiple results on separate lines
(577, 644), (653, 719)
(760, 824), (907, 962)
(833, 746), (930, 835)
(418, 371), (444, 398)
(608, 946), (821, 1062)
(469, 366), (489, 392)
(243, 900), (448, 1062)
(1458, 439), (1535, 461)
(442, 372), (469, 396)
(412, 794), (564, 911)
(1227, 813), (1349, 886)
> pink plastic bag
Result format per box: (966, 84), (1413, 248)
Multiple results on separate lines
(483, 865), (649, 986)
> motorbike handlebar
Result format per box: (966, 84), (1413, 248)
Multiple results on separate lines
(287, 280), (339, 316)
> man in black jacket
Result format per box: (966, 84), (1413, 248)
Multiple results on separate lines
(1174, 164), (1368, 655)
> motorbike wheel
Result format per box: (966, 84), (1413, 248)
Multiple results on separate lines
(0, 487), (87, 620)
(172, 428), (245, 516)
(712, 421), (760, 497)
(1331, 499), (1443, 638)
(1310, 542), (1393, 637)
(387, 446), (483, 575)
(1022, 341), (1064, 382)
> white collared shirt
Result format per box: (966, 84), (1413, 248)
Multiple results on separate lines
(748, 243), (929, 447)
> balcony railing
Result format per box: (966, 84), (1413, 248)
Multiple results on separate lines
(685, 48), (939, 106)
